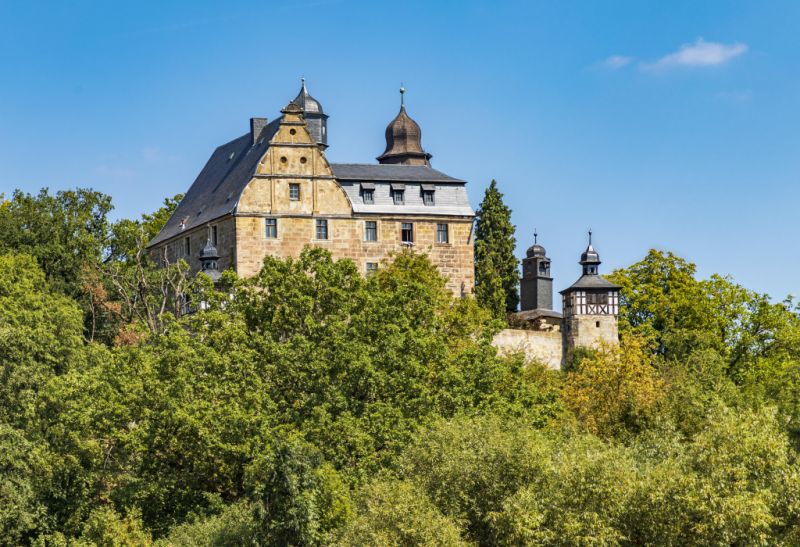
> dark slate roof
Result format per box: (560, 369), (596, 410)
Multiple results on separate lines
(560, 275), (622, 293)
(148, 119), (281, 247)
(515, 309), (563, 321)
(330, 163), (465, 183)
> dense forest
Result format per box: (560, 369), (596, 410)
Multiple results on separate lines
(1, 187), (800, 546)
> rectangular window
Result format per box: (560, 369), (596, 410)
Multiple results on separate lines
(211, 225), (218, 246)
(265, 218), (277, 239)
(366, 262), (378, 274)
(365, 220), (377, 241)
(392, 190), (405, 205)
(423, 190), (435, 206)
(184, 237), (190, 256)
(289, 183), (300, 201)
(362, 189), (374, 204)
(436, 223), (449, 243)
(401, 222), (413, 244)
(315, 219), (328, 240)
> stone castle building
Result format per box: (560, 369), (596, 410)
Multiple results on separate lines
(148, 80), (621, 368)
(495, 232), (621, 369)
(148, 81), (475, 294)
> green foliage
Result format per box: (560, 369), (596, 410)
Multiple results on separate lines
(0, 253), (84, 430)
(246, 435), (352, 545)
(0, 188), (111, 298)
(474, 180), (518, 318)
(3, 186), (800, 545)
(0, 425), (49, 545)
(342, 479), (467, 546)
(156, 502), (256, 546)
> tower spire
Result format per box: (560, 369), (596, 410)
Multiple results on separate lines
(377, 86), (432, 166)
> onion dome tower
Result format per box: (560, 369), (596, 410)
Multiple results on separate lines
(377, 87), (432, 166)
(292, 78), (328, 149)
(560, 231), (621, 363)
(520, 231), (554, 311)
(198, 226), (222, 284)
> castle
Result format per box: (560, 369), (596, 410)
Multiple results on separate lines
(148, 81), (620, 369)
(147, 81), (474, 295)
(497, 231), (621, 369)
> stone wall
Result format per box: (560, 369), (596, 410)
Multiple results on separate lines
(562, 314), (619, 358)
(152, 216), (236, 273)
(234, 106), (474, 294)
(493, 328), (563, 370)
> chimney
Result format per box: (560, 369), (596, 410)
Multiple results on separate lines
(250, 117), (268, 145)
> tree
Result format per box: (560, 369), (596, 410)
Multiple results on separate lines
(0, 188), (112, 298)
(342, 479), (467, 546)
(474, 180), (518, 318)
(562, 337), (667, 438)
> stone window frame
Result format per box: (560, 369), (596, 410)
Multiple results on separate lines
(366, 262), (378, 275)
(265, 218), (278, 239)
(364, 220), (378, 242)
(436, 223), (449, 244)
(315, 218), (329, 240)
(289, 183), (301, 201)
(401, 222), (414, 245)
(211, 225), (218, 246)
(184, 236), (191, 257)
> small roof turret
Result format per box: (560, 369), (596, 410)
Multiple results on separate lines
(198, 226), (222, 283)
(290, 78), (328, 149)
(293, 78), (324, 115)
(377, 86), (432, 166)
(579, 230), (601, 273)
(560, 231), (621, 294)
(526, 230), (546, 258)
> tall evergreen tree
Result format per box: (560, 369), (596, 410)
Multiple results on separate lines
(474, 180), (519, 318)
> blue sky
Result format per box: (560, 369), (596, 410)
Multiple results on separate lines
(1, 0), (798, 301)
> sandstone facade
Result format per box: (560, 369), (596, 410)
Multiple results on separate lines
(148, 89), (475, 294)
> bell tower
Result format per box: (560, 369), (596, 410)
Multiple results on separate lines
(560, 231), (621, 364)
(520, 231), (553, 311)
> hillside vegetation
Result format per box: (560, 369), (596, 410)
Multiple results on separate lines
(1, 188), (799, 545)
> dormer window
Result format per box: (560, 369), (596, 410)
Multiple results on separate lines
(391, 183), (405, 205)
(421, 184), (435, 206)
(360, 182), (375, 204)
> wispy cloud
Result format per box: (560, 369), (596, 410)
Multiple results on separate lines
(600, 55), (634, 70)
(143, 147), (161, 162)
(641, 38), (748, 71)
(716, 89), (753, 104)
(94, 165), (135, 179)
(142, 147), (180, 163)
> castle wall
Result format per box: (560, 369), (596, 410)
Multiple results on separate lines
(151, 216), (237, 274)
(562, 314), (619, 360)
(493, 328), (563, 370)
(234, 214), (473, 294)
(232, 108), (474, 293)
